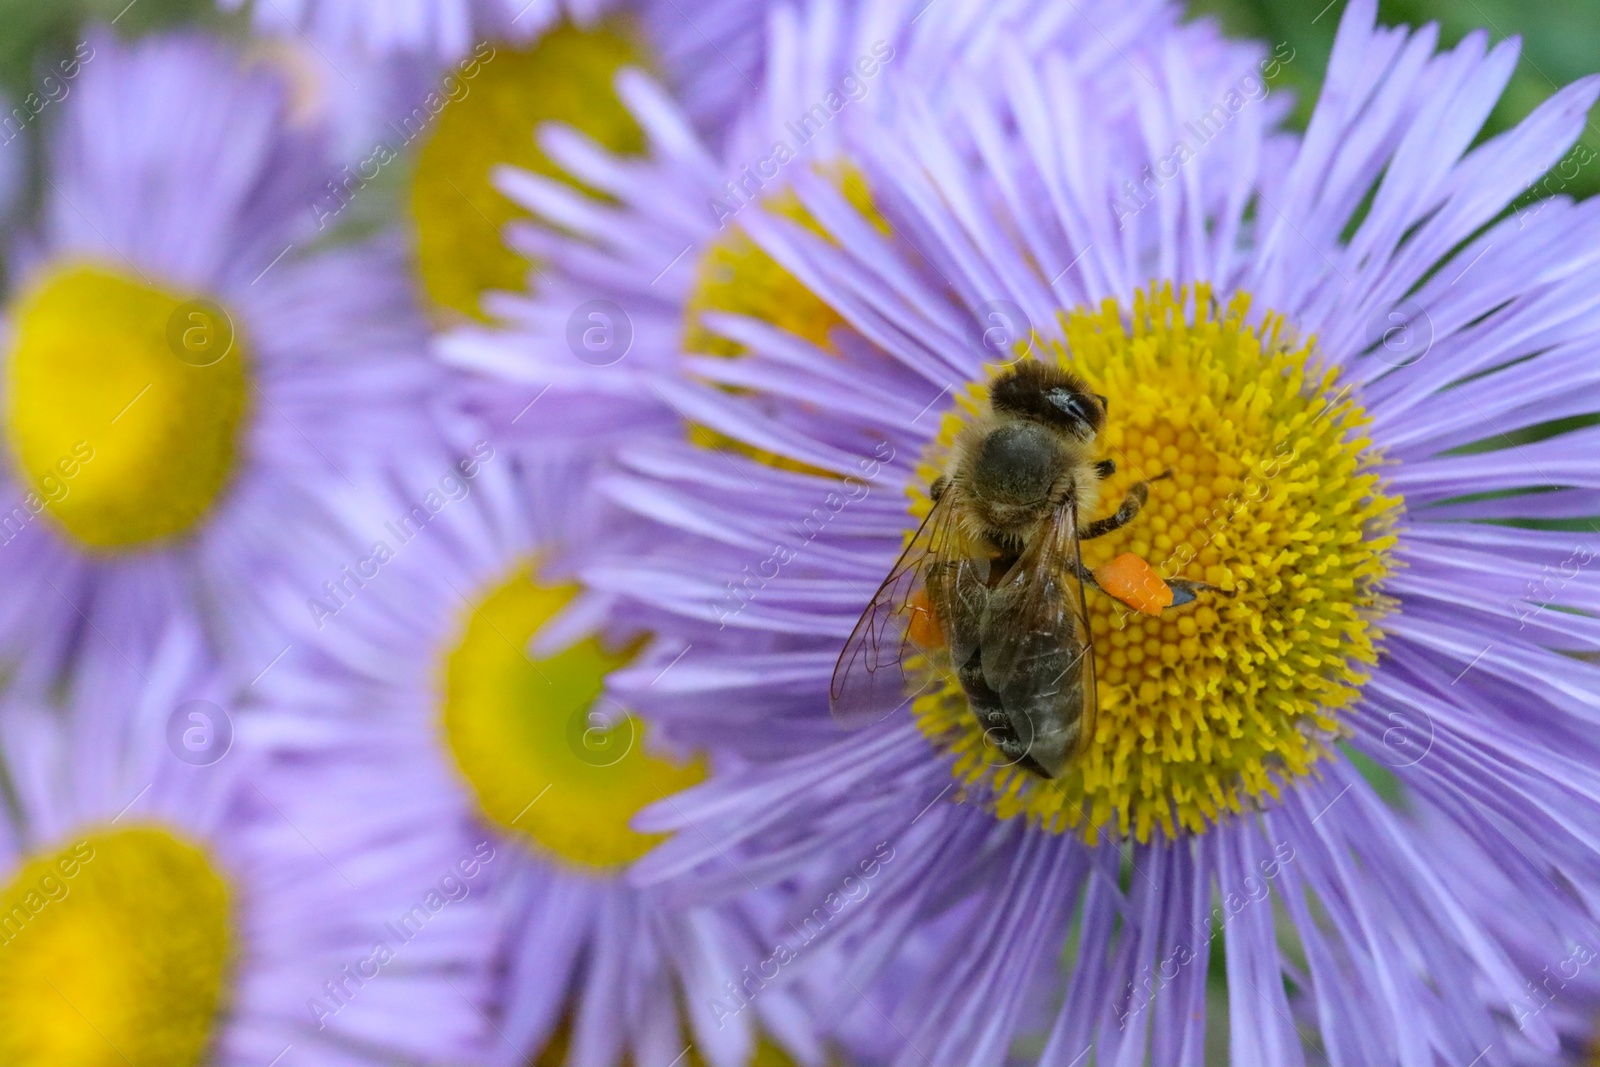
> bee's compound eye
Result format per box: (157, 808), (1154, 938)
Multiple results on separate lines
(1046, 389), (1098, 432)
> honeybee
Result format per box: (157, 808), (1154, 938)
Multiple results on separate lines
(831, 361), (1221, 778)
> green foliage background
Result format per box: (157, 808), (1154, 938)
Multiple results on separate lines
(0, 0), (237, 97)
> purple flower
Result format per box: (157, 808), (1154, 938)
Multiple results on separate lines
(1417, 810), (1600, 1062)
(220, 0), (783, 142)
(0, 619), (498, 1066)
(258, 451), (835, 1067)
(439, 0), (1244, 439)
(216, 0), (617, 59)
(477, 1), (1600, 1061)
(0, 31), (444, 686)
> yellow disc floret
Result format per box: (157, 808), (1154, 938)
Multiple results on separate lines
(0, 827), (232, 1067)
(912, 284), (1400, 843)
(411, 21), (650, 321)
(4, 263), (249, 551)
(442, 563), (705, 871)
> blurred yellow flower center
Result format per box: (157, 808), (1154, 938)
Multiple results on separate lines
(441, 564), (705, 871)
(4, 264), (249, 551)
(411, 20), (650, 321)
(685, 164), (883, 358)
(685, 166), (881, 471)
(0, 827), (231, 1067)
(685, 184), (860, 358)
(911, 284), (1400, 843)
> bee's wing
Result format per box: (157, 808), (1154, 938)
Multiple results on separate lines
(830, 492), (967, 728)
(1064, 497), (1099, 757)
(979, 495), (1099, 758)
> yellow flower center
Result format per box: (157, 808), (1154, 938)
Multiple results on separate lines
(0, 827), (232, 1067)
(410, 21), (650, 321)
(911, 285), (1401, 843)
(4, 264), (249, 550)
(441, 563), (705, 871)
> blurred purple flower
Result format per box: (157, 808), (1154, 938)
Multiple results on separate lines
(220, 0), (789, 142)
(0, 620), (499, 1066)
(0, 31), (445, 685)
(438, 0), (1238, 444)
(257, 451), (839, 1067)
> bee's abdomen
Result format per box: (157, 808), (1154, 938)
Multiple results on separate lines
(978, 582), (1086, 780)
(957, 654), (1009, 735)
(998, 675), (1083, 779)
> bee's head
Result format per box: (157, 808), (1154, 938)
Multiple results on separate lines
(990, 361), (1107, 443)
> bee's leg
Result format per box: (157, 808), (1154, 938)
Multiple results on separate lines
(931, 475), (949, 502)
(1094, 458), (1116, 480)
(1080, 469), (1174, 540)
(1074, 561), (1228, 609)
(1072, 561), (1104, 594)
(1165, 578), (1234, 607)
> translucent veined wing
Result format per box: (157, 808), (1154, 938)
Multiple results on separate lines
(977, 494), (1098, 764)
(831, 492), (975, 728)
(1065, 496), (1100, 759)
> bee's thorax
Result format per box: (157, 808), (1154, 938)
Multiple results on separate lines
(948, 415), (1101, 553)
(973, 421), (1061, 506)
